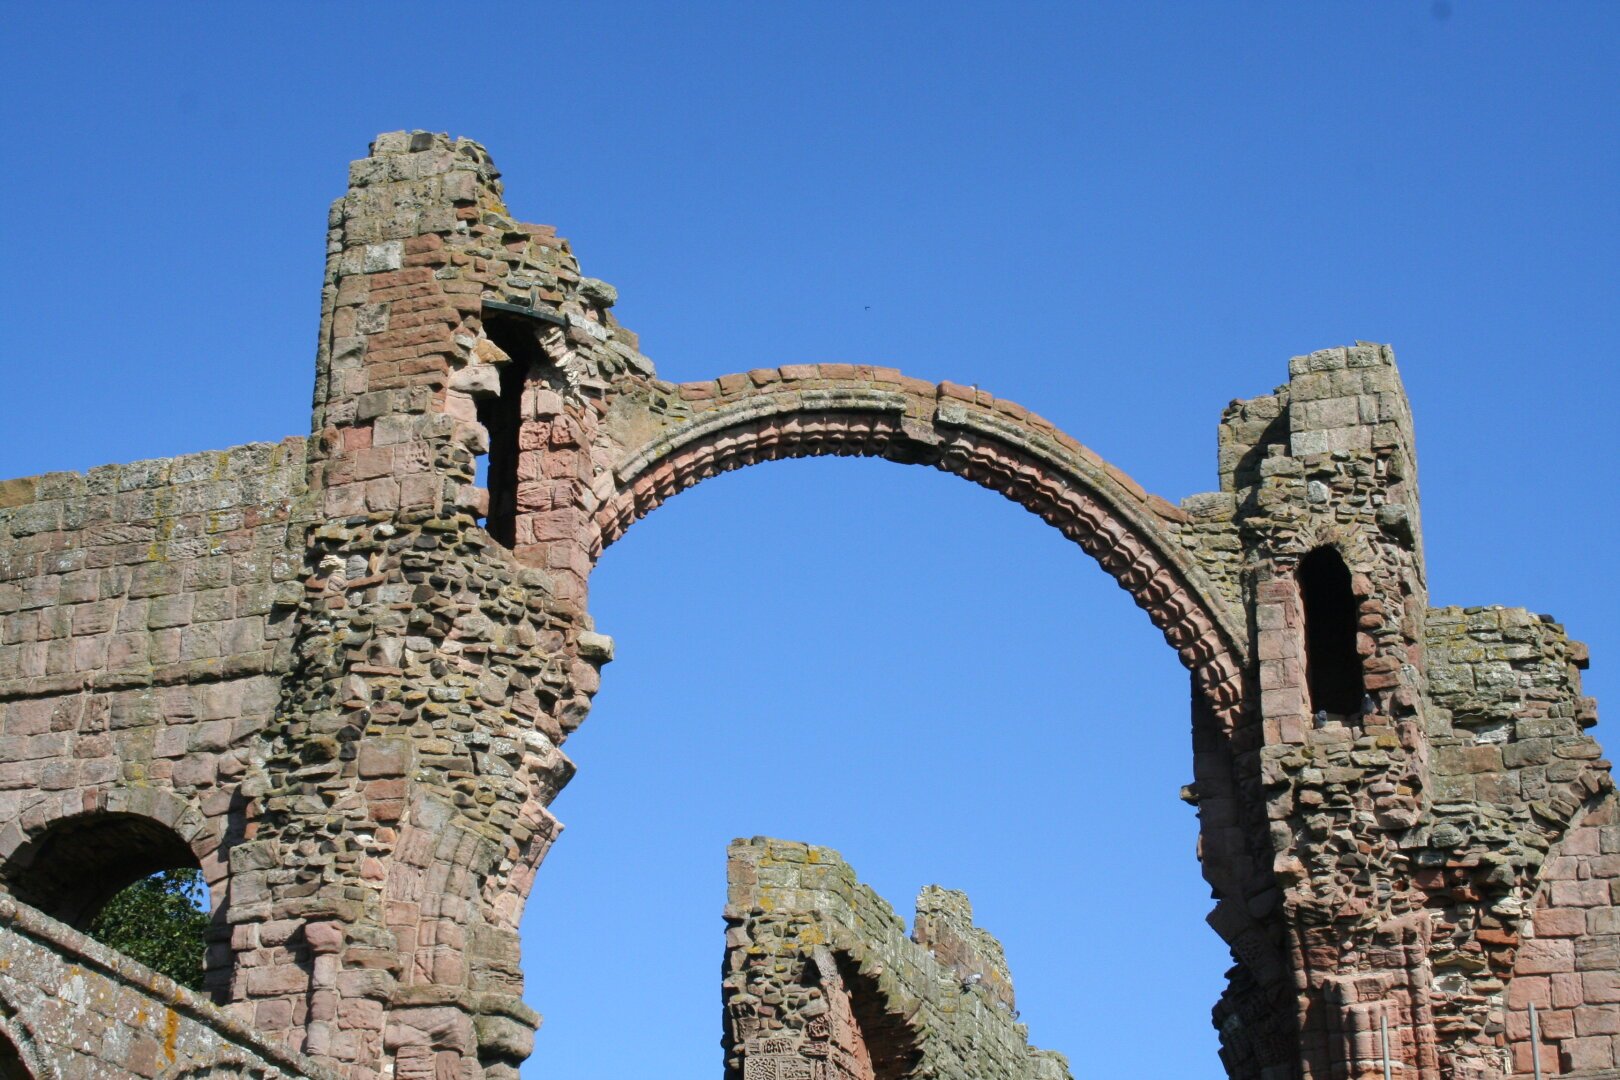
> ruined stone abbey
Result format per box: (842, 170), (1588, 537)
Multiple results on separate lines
(0, 132), (1613, 1080)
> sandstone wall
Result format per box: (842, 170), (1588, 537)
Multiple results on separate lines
(0, 439), (311, 987)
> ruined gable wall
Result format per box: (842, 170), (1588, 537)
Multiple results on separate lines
(1423, 606), (1613, 1073)
(724, 838), (1071, 1080)
(216, 130), (645, 1078)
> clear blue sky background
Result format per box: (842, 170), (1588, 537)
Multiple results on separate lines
(2, 5), (1616, 1077)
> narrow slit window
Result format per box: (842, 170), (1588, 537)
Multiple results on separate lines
(1298, 546), (1363, 717)
(474, 318), (540, 549)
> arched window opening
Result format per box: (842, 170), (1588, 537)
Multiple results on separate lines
(1298, 546), (1363, 717)
(0, 812), (211, 992)
(473, 316), (541, 548)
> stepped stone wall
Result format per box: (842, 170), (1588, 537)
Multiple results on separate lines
(0, 893), (329, 1079)
(0, 131), (1611, 1079)
(722, 838), (1069, 1080)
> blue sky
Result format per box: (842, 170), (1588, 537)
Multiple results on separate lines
(1, 4), (1616, 1076)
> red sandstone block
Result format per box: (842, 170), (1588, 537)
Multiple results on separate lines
(1511, 1042), (1559, 1076)
(1551, 880), (1610, 907)
(366, 345), (443, 369)
(399, 473), (439, 510)
(404, 233), (444, 254)
(1552, 972), (1585, 1008)
(398, 356), (450, 378)
(366, 267), (434, 289)
(871, 366), (903, 383)
(335, 277), (369, 306)
(1509, 945), (1574, 977)
(1254, 580), (1294, 602)
(820, 363), (858, 380)
(938, 381), (975, 401)
(747, 368), (780, 386)
(779, 364), (819, 381)
(246, 963), (310, 996)
(1105, 462), (1149, 502)
(368, 282), (440, 304)
(899, 377), (934, 398)
(994, 398), (1030, 422)
(1583, 971), (1620, 1003)
(1576, 1004), (1620, 1036)
(1535, 908), (1589, 937)
(325, 486), (368, 519)
(1510, 1007), (1559, 1041)
(679, 383), (715, 401)
(530, 511), (582, 542)
(1507, 976), (1550, 1008)
(359, 740), (411, 778)
(1258, 630), (1296, 663)
(1261, 686), (1304, 716)
(717, 373), (751, 395)
(352, 447), (395, 481)
(1149, 494), (1190, 523)
(1542, 1008), (1577, 1040)
(386, 305), (459, 329)
(1561, 1036), (1614, 1071)
(256, 998), (296, 1031)
(392, 296), (463, 320)
(364, 325), (447, 351)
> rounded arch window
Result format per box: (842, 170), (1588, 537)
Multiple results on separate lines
(1297, 546), (1365, 717)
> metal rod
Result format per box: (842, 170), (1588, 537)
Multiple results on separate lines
(1529, 1002), (1544, 1080)
(1381, 1011), (1393, 1080)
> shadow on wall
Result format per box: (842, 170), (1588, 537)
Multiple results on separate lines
(0, 1027), (27, 1080)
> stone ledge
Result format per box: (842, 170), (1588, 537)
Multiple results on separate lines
(0, 892), (338, 1079)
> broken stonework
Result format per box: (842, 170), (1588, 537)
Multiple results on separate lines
(0, 132), (1613, 1079)
(723, 838), (1069, 1080)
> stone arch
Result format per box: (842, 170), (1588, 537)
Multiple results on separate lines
(591, 370), (1249, 725)
(543, 367), (1294, 1070)
(0, 786), (222, 929)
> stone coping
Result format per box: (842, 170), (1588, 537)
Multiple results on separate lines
(0, 892), (338, 1080)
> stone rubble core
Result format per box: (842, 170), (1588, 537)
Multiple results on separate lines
(0, 129), (1610, 1079)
